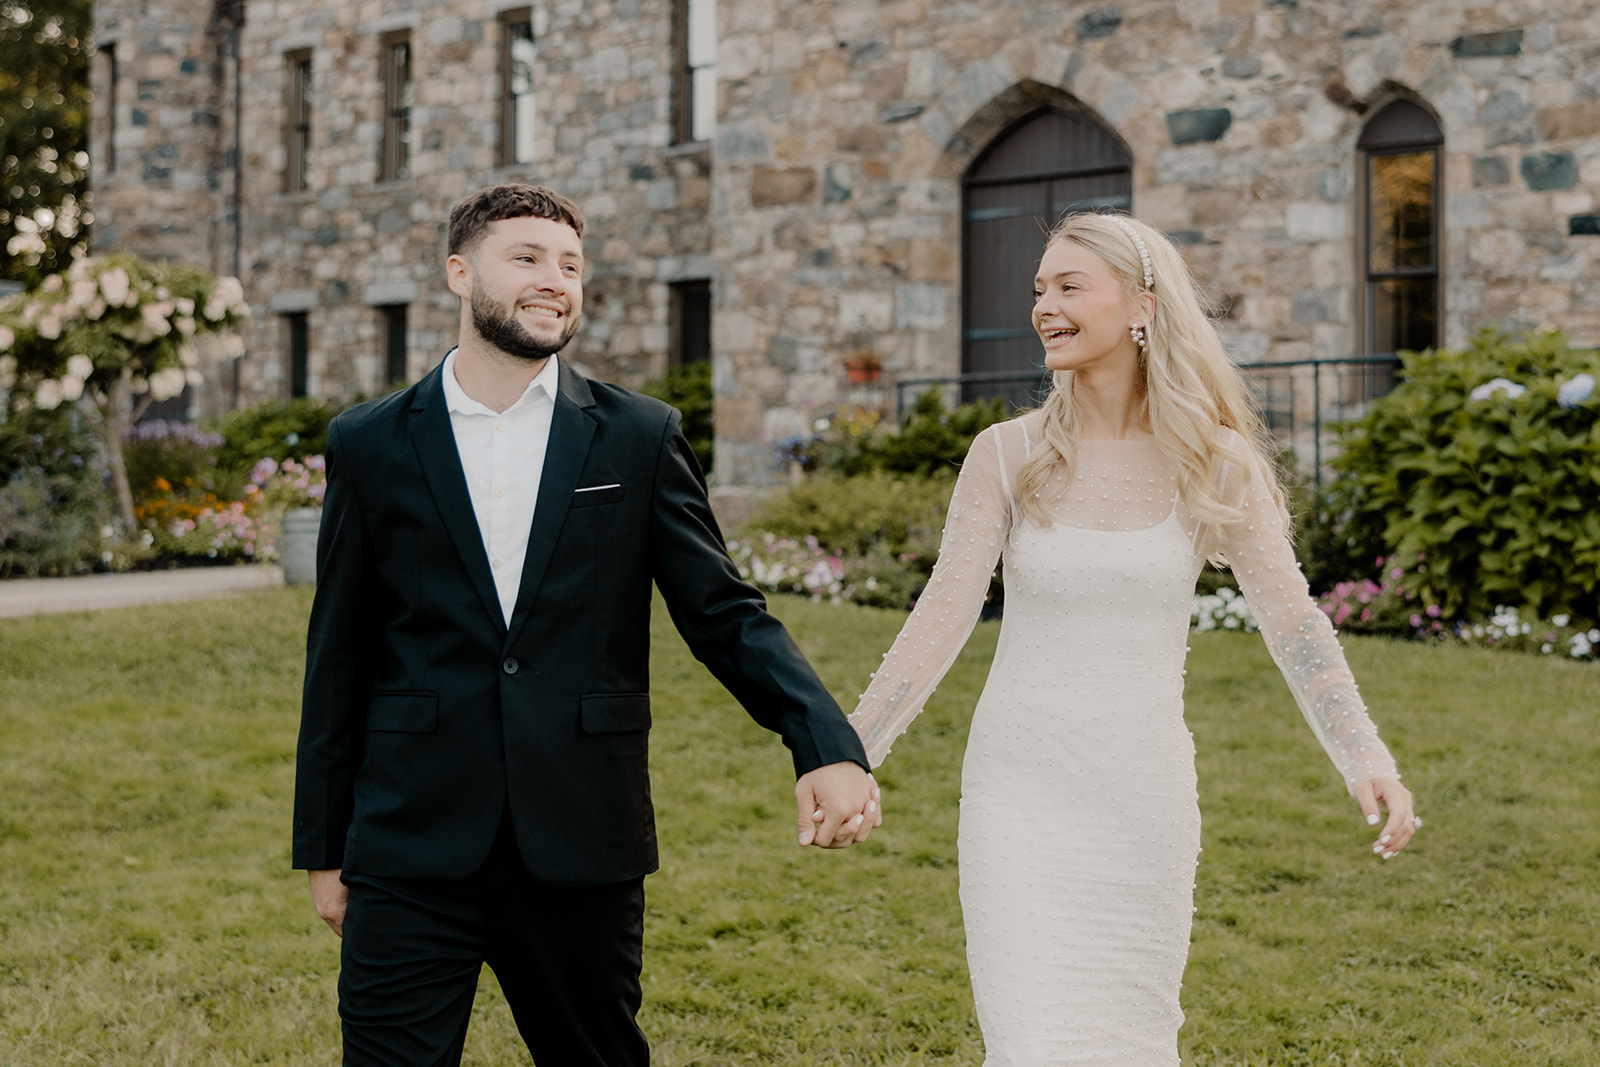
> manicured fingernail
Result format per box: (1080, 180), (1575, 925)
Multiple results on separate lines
(867, 801), (878, 813)
(813, 809), (824, 820)
(1366, 813), (1380, 826)
(1372, 844), (1383, 854)
(1382, 851), (1396, 860)
(1379, 834), (1392, 845)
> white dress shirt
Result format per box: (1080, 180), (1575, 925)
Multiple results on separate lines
(441, 348), (559, 626)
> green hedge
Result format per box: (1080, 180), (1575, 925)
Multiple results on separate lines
(1324, 328), (1599, 624)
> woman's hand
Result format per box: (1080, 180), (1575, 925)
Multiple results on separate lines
(1351, 776), (1417, 859)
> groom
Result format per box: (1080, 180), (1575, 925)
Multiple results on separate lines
(293, 183), (878, 1065)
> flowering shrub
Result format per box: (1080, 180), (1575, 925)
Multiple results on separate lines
(1192, 587), (1259, 632)
(728, 532), (853, 604)
(135, 481), (268, 561)
(0, 252), (249, 531)
(1325, 327), (1599, 623)
(246, 455), (327, 512)
(122, 419), (228, 497)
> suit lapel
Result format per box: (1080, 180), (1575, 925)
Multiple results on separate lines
(408, 363), (506, 632)
(505, 361), (596, 647)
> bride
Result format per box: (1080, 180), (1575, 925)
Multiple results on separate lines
(848, 213), (1417, 1065)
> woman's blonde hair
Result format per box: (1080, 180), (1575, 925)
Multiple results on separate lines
(1014, 212), (1288, 559)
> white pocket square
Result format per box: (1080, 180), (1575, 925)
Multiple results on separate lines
(574, 483), (622, 493)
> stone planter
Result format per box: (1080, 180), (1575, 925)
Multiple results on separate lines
(280, 507), (322, 585)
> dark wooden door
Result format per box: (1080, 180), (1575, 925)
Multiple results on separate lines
(962, 108), (1132, 406)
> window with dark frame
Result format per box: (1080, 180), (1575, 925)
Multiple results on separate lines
(286, 312), (310, 398)
(669, 280), (711, 366)
(285, 50), (313, 193)
(500, 13), (535, 166)
(380, 33), (413, 182)
(672, 0), (716, 144)
(381, 304), (409, 386)
(94, 44), (117, 174)
(1359, 100), (1443, 355)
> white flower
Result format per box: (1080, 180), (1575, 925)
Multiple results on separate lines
(99, 266), (131, 307)
(175, 297), (195, 316)
(66, 353), (94, 379)
(1469, 378), (1526, 401)
(42, 273), (63, 292)
(38, 314), (62, 340)
(1551, 614), (1571, 628)
(221, 333), (247, 358)
(0, 355), (15, 388)
(149, 366), (188, 400)
(69, 278), (98, 308)
(0, 324), (13, 351)
(1557, 373), (1594, 409)
(59, 375), (84, 401)
(85, 297), (106, 320)
(140, 302), (173, 336)
(34, 378), (64, 409)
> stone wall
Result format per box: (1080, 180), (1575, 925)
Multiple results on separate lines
(95, 0), (712, 411)
(710, 0), (1600, 485)
(91, 0), (1600, 485)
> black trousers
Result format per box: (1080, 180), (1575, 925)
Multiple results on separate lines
(338, 812), (649, 1067)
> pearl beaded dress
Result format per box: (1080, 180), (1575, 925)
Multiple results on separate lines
(849, 414), (1397, 1066)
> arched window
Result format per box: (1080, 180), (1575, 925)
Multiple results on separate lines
(1359, 100), (1442, 354)
(962, 107), (1132, 403)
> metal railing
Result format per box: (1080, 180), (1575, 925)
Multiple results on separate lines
(893, 355), (1404, 490)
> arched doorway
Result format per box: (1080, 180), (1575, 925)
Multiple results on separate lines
(961, 106), (1132, 405)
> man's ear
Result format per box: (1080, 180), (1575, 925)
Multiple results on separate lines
(445, 254), (471, 300)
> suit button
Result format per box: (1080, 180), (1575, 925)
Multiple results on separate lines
(502, 657), (520, 675)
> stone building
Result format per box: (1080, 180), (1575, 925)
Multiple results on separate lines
(90, 0), (1599, 488)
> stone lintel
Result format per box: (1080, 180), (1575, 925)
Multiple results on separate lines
(364, 280), (420, 306)
(269, 288), (318, 313)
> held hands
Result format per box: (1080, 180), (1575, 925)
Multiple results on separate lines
(308, 869), (349, 937)
(795, 762), (882, 848)
(1352, 776), (1418, 860)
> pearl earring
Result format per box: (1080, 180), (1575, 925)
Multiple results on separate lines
(1130, 323), (1147, 350)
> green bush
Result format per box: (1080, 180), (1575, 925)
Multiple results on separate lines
(1325, 328), (1600, 623)
(747, 469), (953, 561)
(640, 361), (713, 476)
(121, 420), (228, 497)
(208, 396), (353, 482)
(801, 390), (1011, 477)
(0, 405), (115, 577)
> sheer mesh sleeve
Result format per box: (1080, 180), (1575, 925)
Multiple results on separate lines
(848, 425), (1013, 767)
(1216, 432), (1399, 789)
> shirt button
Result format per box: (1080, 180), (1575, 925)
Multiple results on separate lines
(495, 422), (506, 433)
(491, 557), (503, 570)
(494, 486), (506, 499)
(502, 657), (519, 675)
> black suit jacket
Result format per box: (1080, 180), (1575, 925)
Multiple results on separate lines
(292, 359), (868, 885)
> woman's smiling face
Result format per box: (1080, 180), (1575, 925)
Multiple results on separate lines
(1032, 239), (1142, 375)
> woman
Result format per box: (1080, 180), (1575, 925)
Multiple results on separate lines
(848, 213), (1416, 1065)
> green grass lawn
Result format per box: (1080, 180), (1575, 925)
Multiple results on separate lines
(0, 589), (1596, 1064)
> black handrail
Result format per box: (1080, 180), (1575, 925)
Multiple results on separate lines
(893, 355), (1405, 490)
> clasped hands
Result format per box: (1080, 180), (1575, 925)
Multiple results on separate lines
(795, 762), (881, 848)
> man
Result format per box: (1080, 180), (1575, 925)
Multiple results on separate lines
(294, 183), (879, 1065)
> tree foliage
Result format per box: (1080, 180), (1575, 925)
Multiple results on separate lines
(0, 0), (93, 287)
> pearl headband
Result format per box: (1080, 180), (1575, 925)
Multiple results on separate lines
(1107, 215), (1154, 291)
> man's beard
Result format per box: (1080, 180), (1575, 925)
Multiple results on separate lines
(470, 291), (579, 363)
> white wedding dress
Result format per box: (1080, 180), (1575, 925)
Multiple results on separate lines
(849, 414), (1397, 1066)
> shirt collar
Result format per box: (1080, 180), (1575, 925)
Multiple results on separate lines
(441, 348), (560, 417)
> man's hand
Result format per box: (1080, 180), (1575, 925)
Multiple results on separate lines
(308, 869), (349, 937)
(795, 762), (881, 848)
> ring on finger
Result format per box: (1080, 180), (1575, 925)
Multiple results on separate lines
(1410, 815), (1423, 830)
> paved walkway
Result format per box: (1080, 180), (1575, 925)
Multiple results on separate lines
(0, 564), (287, 619)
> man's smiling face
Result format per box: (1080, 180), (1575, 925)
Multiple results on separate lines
(454, 215), (585, 363)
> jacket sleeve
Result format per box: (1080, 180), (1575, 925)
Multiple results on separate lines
(292, 419), (381, 870)
(647, 412), (869, 777)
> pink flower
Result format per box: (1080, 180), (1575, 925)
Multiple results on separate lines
(1360, 609), (1371, 622)
(1410, 614), (1423, 628)
(1334, 603), (1353, 625)
(1425, 604), (1441, 618)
